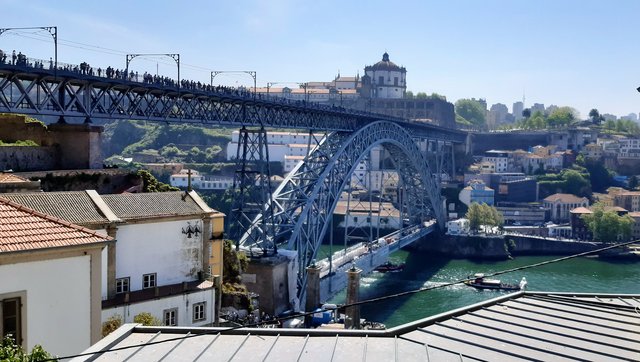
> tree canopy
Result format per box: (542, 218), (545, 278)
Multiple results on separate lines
(465, 202), (503, 232)
(455, 99), (487, 129)
(581, 203), (633, 243)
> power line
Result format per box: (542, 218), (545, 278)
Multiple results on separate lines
(2, 31), (214, 73)
(41, 239), (639, 361)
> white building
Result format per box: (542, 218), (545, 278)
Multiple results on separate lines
(0, 197), (111, 356)
(482, 150), (510, 173)
(618, 137), (640, 159)
(170, 169), (234, 190)
(447, 218), (470, 235)
(2, 191), (224, 330)
(364, 52), (407, 99)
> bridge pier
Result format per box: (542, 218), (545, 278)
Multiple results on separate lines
(345, 266), (361, 329)
(241, 249), (299, 316)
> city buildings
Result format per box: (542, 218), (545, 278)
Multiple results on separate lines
(0, 197), (111, 356)
(459, 179), (494, 206)
(1, 190), (224, 329)
(543, 193), (589, 223)
(512, 101), (524, 121)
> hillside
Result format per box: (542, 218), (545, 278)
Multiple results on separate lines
(102, 120), (233, 163)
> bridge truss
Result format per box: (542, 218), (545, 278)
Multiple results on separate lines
(239, 121), (451, 300)
(0, 63), (464, 305)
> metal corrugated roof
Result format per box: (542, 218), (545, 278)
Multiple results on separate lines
(2, 191), (110, 225)
(75, 292), (640, 361)
(100, 191), (212, 221)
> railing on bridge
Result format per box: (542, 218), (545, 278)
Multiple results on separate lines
(0, 49), (468, 143)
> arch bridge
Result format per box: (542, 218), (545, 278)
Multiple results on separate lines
(0, 60), (467, 303)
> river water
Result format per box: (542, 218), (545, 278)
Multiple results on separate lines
(328, 250), (640, 328)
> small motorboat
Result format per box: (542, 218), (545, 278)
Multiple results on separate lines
(464, 273), (527, 291)
(374, 261), (405, 273)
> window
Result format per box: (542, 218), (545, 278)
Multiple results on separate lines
(1, 298), (21, 344)
(193, 302), (206, 322)
(143, 273), (156, 289)
(164, 308), (178, 326)
(116, 277), (130, 294)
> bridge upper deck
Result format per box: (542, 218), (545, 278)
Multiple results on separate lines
(0, 59), (466, 142)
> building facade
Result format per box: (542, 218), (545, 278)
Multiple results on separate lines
(0, 197), (111, 356)
(543, 193), (589, 223)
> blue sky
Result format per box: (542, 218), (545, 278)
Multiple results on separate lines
(2, 0), (639, 118)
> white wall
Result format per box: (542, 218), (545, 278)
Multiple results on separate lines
(0, 255), (92, 357)
(102, 288), (215, 327)
(115, 219), (203, 292)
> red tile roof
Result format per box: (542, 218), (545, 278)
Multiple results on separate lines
(543, 193), (587, 203)
(0, 173), (28, 183)
(0, 197), (112, 253)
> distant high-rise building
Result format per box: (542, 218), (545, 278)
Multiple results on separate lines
(602, 113), (617, 121)
(621, 113), (638, 122)
(513, 101), (524, 121)
(531, 103), (545, 115)
(488, 103), (509, 127)
(546, 104), (558, 115)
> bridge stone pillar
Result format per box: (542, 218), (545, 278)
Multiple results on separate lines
(345, 266), (361, 329)
(305, 264), (322, 312)
(304, 263), (322, 327)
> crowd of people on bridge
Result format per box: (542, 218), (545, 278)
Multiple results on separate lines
(0, 48), (407, 121)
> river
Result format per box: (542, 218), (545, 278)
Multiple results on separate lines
(328, 250), (640, 328)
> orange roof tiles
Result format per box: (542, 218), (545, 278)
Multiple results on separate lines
(0, 173), (28, 183)
(543, 193), (587, 203)
(0, 197), (112, 253)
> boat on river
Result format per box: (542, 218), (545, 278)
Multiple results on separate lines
(375, 261), (405, 273)
(464, 273), (527, 291)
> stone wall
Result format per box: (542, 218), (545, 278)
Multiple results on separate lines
(471, 132), (550, 154)
(0, 146), (58, 171)
(0, 114), (103, 171)
(412, 233), (602, 259)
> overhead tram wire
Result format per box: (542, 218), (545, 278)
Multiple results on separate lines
(3, 32), (213, 73)
(41, 238), (640, 362)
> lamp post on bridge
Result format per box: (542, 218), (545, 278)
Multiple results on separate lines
(211, 70), (257, 96)
(0, 26), (57, 73)
(126, 53), (180, 87)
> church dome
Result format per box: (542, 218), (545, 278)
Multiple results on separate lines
(365, 52), (406, 72)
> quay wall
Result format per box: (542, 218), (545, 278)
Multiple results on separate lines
(411, 233), (602, 259)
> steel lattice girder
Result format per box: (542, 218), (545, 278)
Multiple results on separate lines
(242, 121), (446, 299)
(0, 67), (467, 143)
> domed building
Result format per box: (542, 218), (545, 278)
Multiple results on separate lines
(363, 52), (406, 99)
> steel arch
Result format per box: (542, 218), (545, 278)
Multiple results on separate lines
(243, 121), (445, 299)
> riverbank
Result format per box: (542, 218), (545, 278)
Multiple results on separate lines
(410, 233), (636, 260)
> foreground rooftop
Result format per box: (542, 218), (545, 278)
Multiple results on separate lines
(76, 292), (640, 361)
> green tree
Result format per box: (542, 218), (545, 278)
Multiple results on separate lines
(465, 202), (483, 232)
(547, 107), (576, 128)
(561, 169), (591, 196)
(0, 335), (54, 362)
(405, 91), (414, 99)
(629, 175), (639, 190)
(582, 203), (633, 243)
(584, 159), (614, 192)
(133, 312), (162, 326)
(589, 108), (600, 124)
(464, 202), (503, 232)
(522, 108), (531, 119)
(137, 170), (180, 192)
(102, 315), (123, 337)
(415, 92), (428, 99)
(455, 99), (486, 129)
(222, 239), (249, 286)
